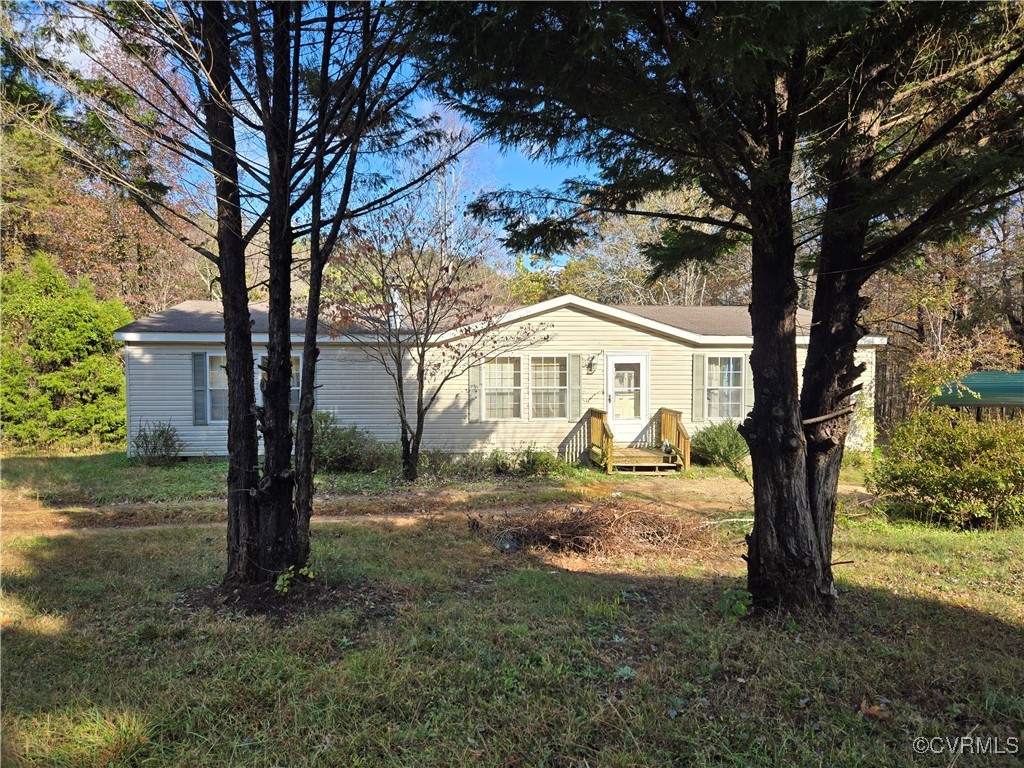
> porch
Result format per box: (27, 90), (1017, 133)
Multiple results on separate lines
(588, 408), (691, 473)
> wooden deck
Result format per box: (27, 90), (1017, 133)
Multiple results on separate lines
(610, 446), (683, 472)
(588, 408), (691, 474)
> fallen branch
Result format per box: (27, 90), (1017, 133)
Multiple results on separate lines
(803, 406), (856, 426)
(699, 518), (755, 528)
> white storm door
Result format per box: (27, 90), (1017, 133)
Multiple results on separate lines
(605, 353), (648, 443)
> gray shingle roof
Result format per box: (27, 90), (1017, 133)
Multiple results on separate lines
(614, 304), (813, 336)
(115, 301), (314, 335)
(116, 297), (812, 338)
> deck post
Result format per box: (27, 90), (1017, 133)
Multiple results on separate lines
(656, 407), (691, 472)
(588, 408), (614, 473)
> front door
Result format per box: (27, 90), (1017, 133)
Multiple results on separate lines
(605, 353), (648, 444)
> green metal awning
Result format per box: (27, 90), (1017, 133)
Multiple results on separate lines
(932, 371), (1024, 407)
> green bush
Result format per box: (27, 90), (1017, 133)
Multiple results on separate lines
(419, 450), (493, 481)
(132, 421), (187, 466)
(312, 412), (397, 473)
(417, 445), (572, 480)
(311, 415), (574, 480)
(0, 255), (132, 450)
(872, 410), (1024, 529)
(512, 445), (566, 477)
(691, 421), (749, 467)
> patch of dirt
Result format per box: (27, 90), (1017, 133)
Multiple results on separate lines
(1, 491), (67, 537)
(175, 576), (406, 625)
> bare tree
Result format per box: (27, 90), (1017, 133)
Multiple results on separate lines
(324, 140), (542, 480)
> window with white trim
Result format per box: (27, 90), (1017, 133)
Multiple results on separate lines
(530, 356), (568, 419)
(207, 353), (229, 423)
(258, 354), (301, 412)
(707, 356), (743, 419)
(483, 356), (522, 419)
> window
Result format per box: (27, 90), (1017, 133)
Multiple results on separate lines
(208, 353), (229, 423)
(205, 353), (301, 425)
(612, 362), (642, 420)
(707, 356), (743, 419)
(530, 356), (568, 419)
(258, 354), (301, 412)
(483, 356), (521, 419)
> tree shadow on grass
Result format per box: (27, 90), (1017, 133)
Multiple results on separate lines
(2, 520), (1023, 767)
(1, 451), (229, 508)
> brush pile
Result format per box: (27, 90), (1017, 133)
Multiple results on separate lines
(475, 503), (698, 556)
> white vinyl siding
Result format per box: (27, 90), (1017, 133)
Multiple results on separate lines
(706, 356), (744, 419)
(122, 305), (873, 459)
(483, 356), (522, 420)
(530, 356), (568, 419)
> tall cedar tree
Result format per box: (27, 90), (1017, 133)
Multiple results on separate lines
(17, 2), (445, 585)
(413, 3), (1024, 609)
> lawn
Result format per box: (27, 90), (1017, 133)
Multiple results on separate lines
(2, 458), (1022, 767)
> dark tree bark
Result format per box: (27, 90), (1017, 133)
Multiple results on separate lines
(742, 173), (832, 609)
(254, 2), (301, 579)
(15, 0), (436, 586)
(201, 1), (262, 586)
(799, 165), (874, 604)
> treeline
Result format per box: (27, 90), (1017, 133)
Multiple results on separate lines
(1, 107), (209, 450)
(3, 53), (1022, 452)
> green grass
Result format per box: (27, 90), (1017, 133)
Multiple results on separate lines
(1, 451), (608, 507)
(3, 514), (1023, 767)
(1, 453), (230, 505)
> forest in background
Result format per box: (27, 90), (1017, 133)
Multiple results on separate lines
(2, 43), (1022, 452)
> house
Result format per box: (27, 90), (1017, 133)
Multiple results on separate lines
(113, 294), (885, 466)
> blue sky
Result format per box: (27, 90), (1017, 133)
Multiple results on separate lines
(475, 140), (590, 194)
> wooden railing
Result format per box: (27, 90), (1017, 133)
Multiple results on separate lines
(657, 408), (691, 471)
(588, 408), (614, 473)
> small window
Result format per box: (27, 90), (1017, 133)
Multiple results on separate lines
(707, 356), (743, 419)
(208, 353), (228, 423)
(483, 357), (522, 419)
(530, 356), (568, 419)
(259, 354), (301, 412)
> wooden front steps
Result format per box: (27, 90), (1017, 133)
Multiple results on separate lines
(611, 446), (683, 472)
(588, 407), (691, 474)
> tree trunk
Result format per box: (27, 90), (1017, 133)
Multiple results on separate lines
(256, 2), (303, 581)
(401, 426), (420, 482)
(800, 170), (873, 596)
(743, 228), (832, 610)
(402, 365), (428, 482)
(201, 2), (263, 586)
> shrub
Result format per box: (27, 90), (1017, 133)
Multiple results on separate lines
(0, 256), (132, 449)
(488, 449), (518, 476)
(691, 421), (749, 467)
(416, 445), (572, 480)
(872, 410), (1024, 529)
(132, 421), (187, 466)
(419, 450), (494, 481)
(512, 445), (565, 477)
(312, 412), (395, 473)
